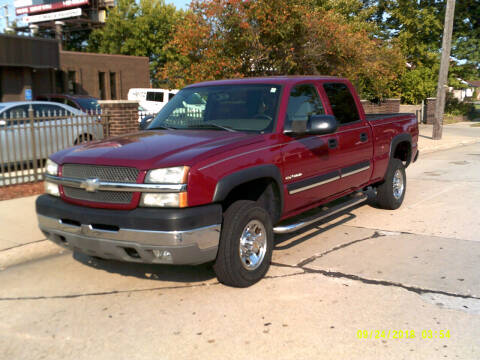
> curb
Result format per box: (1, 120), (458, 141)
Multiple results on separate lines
(419, 138), (480, 155)
(0, 241), (65, 271)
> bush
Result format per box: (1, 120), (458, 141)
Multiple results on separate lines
(445, 92), (475, 116)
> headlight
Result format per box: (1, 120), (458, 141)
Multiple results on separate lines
(44, 182), (60, 197)
(145, 166), (189, 184)
(46, 159), (59, 176)
(140, 192), (187, 208)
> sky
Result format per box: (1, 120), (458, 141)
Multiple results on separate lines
(0, 0), (190, 32)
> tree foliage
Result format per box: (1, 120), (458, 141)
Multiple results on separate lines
(88, 0), (183, 85)
(161, 0), (404, 99)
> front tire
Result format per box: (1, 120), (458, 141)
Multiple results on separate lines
(213, 200), (273, 287)
(376, 158), (406, 210)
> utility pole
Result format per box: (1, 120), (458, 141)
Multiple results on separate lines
(433, 0), (456, 140)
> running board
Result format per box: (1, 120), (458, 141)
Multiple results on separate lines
(273, 193), (368, 234)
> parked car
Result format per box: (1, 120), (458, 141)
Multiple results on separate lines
(128, 88), (178, 113)
(35, 94), (100, 114)
(37, 76), (419, 287)
(0, 101), (102, 166)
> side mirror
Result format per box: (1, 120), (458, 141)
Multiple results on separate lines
(306, 115), (338, 135)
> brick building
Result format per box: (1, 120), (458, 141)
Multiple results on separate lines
(0, 34), (150, 102)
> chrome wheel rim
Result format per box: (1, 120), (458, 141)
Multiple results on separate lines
(239, 220), (267, 271)
(393, 169), (404, 200)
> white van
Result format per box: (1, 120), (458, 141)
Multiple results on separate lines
(128, 88), (179, 113)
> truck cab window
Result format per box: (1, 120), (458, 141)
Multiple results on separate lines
(323, 82), (360, 125)
(284, 84), (325, 133)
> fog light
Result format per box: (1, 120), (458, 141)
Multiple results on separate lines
(44, 181), (60, 197)
(152, 249), (172, 261)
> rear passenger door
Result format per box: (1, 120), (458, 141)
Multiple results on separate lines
(321, 82), (373, 193)
(281, 83), (341, 214)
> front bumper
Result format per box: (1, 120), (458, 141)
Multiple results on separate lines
(36, 195), (222, 265)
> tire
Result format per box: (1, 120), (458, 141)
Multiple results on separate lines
(213, 200), (273, 287)
(376, 158), (406, 210)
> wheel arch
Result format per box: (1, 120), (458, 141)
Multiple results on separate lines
(212, 165), (284, 223)
(390, 133), (412, 167)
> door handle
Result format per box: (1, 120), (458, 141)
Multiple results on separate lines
(328, 138), (338, 149)
(360, 133), (368, 142)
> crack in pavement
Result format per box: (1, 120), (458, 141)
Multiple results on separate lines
(345, 224), (476, 242)
(296, 231), (384, 268)
(0, 239), (47, 252)
(268, 264), (480, 302)
(0, 282), (220, 301)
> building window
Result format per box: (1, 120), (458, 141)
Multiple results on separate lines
(98, 72), (106, 100)
(109, 72), (116, 100)
(68, 71), (76, 95)
(55, 70), (65, 93)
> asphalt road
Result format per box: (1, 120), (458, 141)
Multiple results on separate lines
(1, 143), (480, 359)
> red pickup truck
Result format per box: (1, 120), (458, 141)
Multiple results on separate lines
(37, 76), (419, 287)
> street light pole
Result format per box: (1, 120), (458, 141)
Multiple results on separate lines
(433, 0), (456, 140)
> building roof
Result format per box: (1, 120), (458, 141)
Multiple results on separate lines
(466, 80), (480, 87)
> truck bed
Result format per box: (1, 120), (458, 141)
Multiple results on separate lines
(365, 113), (416, 121)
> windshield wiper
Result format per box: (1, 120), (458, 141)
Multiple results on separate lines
(186, 123), (237, 132)
(148, 125), (176, 130)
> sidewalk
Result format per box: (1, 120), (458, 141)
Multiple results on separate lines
(419, 122), (480, 154)
(1, 122), (480, 270)
(0, 196), (65, 270)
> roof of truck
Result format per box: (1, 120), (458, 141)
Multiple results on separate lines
(186, 76), (348, 88)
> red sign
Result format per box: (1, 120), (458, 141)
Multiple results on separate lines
(16, 0), (89, 15)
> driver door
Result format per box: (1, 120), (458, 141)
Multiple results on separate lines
(281, 83), (341, 215)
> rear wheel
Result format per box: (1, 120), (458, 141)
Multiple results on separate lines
(213, 200), (273, 287)
(376, 159), (406, 210)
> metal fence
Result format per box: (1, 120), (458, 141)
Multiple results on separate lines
(0, 108), (108, 187)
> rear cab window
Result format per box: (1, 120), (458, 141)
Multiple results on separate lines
(323, 82), (360, 126)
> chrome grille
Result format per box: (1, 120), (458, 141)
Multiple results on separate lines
(63, 187), (133, 204)
(61, 164), (139, 205)
(62, 164), (139, 183)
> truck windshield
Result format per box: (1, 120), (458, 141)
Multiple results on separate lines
(148, 84), (282, 133)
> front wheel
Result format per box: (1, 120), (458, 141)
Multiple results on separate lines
(375, 158), (406, 210)
(213, 200), (273, 287)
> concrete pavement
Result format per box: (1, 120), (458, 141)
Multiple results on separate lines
(1, 125), (480, 359)
(418, 122), (480, 154)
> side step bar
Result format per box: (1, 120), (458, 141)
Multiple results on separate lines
(273, 193), (368, 234)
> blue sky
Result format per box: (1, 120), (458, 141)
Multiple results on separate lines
(0, 0), (190, 31)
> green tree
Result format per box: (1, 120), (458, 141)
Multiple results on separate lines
(399, 66), (438, 104)
(88, 0), (183, 85)
(452, 0), (480, 70)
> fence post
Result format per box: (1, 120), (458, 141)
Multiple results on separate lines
(28, 104), (39, 182)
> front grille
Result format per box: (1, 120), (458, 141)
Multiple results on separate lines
(62, 164), (139, 183)
(63, 187), (133, 204)
(62, 164), (139, 205)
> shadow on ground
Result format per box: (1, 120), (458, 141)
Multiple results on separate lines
(73, 251), (216, 283)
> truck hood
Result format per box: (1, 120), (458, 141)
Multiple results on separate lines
(51, 130), (261, 170)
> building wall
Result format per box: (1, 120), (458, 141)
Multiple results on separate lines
(59, 51), (150, 100)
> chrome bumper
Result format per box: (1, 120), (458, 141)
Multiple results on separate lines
(38, 214), (221, 265)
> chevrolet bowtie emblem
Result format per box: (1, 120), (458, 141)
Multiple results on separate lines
(81, 178), (100, 192)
